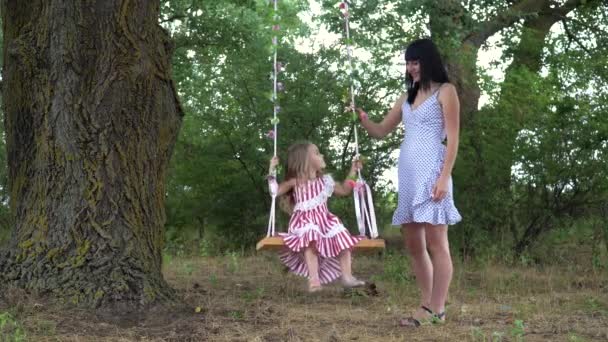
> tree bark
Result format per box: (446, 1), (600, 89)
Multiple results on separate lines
(0, 0), (183, 307)
(427, 0), (481, 123)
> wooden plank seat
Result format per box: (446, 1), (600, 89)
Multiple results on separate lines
(256, 235), (385, 252)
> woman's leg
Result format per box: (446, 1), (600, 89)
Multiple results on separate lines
(425, 224), (452, 317)
(402, 223), (433, 318)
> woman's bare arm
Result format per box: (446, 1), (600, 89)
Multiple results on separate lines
(360, 93), (406, 139)
(438, 83), (460, 179)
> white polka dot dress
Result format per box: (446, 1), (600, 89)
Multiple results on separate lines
(392, 90), (462, 226)
(279, 175), (364, 284)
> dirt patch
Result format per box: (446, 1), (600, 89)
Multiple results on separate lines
(0, 255), (606, 341)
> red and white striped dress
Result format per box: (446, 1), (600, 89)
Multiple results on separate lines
(279, 174), (364, 284)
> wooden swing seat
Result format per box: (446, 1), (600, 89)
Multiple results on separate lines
(256, 235), (385, 252)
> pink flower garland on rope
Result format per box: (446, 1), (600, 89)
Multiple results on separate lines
(339, 1), (379, 239)
(266, 0), (283, 237)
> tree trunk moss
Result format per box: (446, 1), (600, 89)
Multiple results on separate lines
(0, 0), (183, 307)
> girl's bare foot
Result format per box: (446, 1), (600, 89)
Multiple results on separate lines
(308, 279), (322, 293)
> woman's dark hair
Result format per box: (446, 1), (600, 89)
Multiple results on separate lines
(404, 38), (449, 104)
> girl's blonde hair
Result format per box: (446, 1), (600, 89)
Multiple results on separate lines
(279, 141), (322, 214)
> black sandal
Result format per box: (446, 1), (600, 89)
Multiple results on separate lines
(431, 311), (446, 324)
(399, 305), (434, 327)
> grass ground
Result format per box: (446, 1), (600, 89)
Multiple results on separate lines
(0, 241), (606, 341)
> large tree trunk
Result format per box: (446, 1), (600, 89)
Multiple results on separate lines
(0, 0), (183, 307)
(425, 0), (596, 253)
(491, 10), (562, 194)
(427, 1), (482, 124)
(490, 0), (598, 252)
(491, 0), (599, 174)
(426, 1), (485, 255)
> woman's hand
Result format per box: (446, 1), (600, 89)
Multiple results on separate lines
(432, 175), (449, 202)
(357, 93), (406, 139)
(356, 108), (368, 121)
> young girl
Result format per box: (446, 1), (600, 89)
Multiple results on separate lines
(267, 141), (365, 292)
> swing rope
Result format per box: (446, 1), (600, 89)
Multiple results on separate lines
(266, 0), (379, 240)
(266, 0), (279, 237)
(341, 1), (379, 239)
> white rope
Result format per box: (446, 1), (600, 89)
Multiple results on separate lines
(342, 1), (379, 239)
(352, 182), (379, 238)
(267, 0), (279, 237)
(266, 1), (380, 239)
(353, 186), (364, 235)
(365, 183), (379, 238)
(267, 194), (276, 236)
(343, 2), (360, 159)
(272, 0), (278, 157)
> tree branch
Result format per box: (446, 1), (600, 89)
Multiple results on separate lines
(339, 124), (354, 170)
(562, 19), (592, 54)
(556, 14), (608, 37)
(464, 0), (597, 48)
(549, 0), (599, 18)
(160, 14), (187, 24)
(221, 129), (267, 202)
(159, 2), (195, 24)
(464, 0), (546, 47)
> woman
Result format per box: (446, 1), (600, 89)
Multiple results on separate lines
(358, 38), (461, 326)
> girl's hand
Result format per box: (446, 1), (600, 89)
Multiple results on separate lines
(431, 175), (449, 202)
(348, 157), (363, 178)
(351, 157), (363, 173)
(269, 156), (279, 174)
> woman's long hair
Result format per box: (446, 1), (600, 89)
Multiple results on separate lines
(279, 141), (322, 214)
(405, 38), (449, 104)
